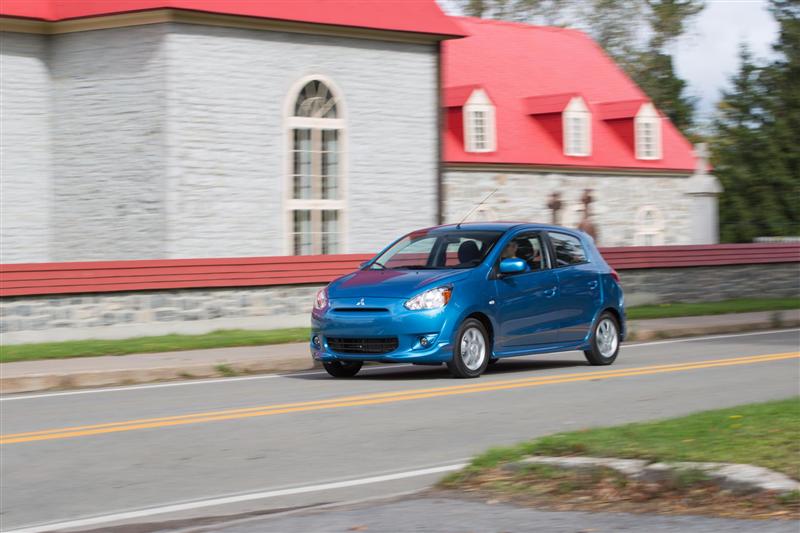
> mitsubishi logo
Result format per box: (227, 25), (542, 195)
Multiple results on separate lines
(356, 298), (366, 306)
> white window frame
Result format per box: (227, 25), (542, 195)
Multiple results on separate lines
(284, 75), (347, 255)
(634, 205), (665, 246)
(463, 89), (496, 153)
(635, 103), (662, 160)
(563, 97), (591, 157)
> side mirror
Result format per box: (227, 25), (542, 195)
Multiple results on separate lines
(499, 258), (526, 275)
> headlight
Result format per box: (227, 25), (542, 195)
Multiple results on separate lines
(404, 286), (452, 311)
(314, 288), (328, 310)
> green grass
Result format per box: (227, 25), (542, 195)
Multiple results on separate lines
(457, 398), (800, 479)
(1, 297), (797, 363)
(0, 328), (310, 364)
(626, 297), (800, 320)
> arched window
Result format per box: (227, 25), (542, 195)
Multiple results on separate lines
(463, 89), (496, 153)
(563, 97), (591, 156)
(634, 205), (665, 245)
(635, 103), (662, 160)
(286, 77), (345, 255)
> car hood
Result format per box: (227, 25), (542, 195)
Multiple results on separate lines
(328, 269), (471, 299)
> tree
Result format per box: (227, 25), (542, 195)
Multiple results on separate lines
(630, 0), (703, 132)
(712, 0), (800, 242)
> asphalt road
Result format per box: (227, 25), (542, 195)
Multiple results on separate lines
(1, 329), (798, 532)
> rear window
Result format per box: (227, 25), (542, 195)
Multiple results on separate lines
(549, 232), (587, 266)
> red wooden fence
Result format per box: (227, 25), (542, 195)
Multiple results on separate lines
(1, 244), (798, 298)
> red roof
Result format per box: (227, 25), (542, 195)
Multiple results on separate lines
(524, 93), (579, 115)
(0, 0), (465, 38)
(442, 17), (696, 172)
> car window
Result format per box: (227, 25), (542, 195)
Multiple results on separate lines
(372, 230), (503, 270)
(382, 237), (437, 269)
(548, 232), (587, 266)
(500, 233), (547, 271)
(444, 238), (485, 267)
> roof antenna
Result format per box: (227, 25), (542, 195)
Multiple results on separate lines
(457, 188), (499, 228)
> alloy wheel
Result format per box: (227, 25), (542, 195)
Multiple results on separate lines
(596, 318), (619, 358)
(460, 327), (486, 371)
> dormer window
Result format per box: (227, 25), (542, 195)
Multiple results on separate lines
(635, 103), (662, 160)
(463, 89), (496, 153)
(563, 97), (591, 156)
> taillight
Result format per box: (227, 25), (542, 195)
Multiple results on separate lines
(610, 269), (620, 282)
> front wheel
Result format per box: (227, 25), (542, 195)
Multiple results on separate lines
(447, 318), (490, 378)
(584, 312), (620, 366)
(323, 360), (363, 378)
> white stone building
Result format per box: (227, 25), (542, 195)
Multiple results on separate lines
(0, 1), (719, 264)
(442, 17), (721, 247)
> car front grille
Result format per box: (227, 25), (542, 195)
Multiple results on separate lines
(332, 308), (389, 313)
(326, 337), (399, 355)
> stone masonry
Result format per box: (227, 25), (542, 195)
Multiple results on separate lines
(444, 170), (693, 247)
(0, 285), (323, 344)
(1, 263), (797, 344)
(0, 24), (438, 262)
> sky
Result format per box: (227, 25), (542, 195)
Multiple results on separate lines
(673, 0), (779, 118)
(438, 0), (780, 122)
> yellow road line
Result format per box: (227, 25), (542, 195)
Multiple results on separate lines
(2, 352), (797, 445)
(3, 352), (790, 440)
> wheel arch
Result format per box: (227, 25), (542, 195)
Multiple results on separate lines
(464, 311), (495, 348)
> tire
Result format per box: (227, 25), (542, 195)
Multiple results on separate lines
(584, 312), (620, 366)
(323, 360), (363, 378)
(447, 318), (491, 378)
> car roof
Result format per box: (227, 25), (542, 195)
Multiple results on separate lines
(427, 222), (581, 234)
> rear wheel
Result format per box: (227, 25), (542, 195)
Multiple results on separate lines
(323, 360), (363, 378)
(584, 312), (620, 366)
(447, 318), (490, 378)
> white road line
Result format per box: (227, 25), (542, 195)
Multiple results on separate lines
(4, 463), (467, 533)
(2, 328), (797, 402)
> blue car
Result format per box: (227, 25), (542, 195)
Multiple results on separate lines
(311, 223), (624, 378)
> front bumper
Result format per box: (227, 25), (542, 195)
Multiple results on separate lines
(310, 297), (456, 363)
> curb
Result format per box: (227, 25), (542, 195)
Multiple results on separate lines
(0, 357), (318, 395)
(502, 456), (800, 495)
(626, 317), (800, 341)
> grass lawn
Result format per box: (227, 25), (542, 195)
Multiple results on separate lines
(625, 297), (800, 320)
(0, 328), (310, 364)
(1, 297), (797, 363)
(448, 397), (800, 480)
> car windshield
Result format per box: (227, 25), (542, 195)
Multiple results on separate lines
(369, 230), (504, 270)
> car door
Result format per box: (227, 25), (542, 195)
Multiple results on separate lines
(492, 232), (561, 349)
(547, 231), (602, 343)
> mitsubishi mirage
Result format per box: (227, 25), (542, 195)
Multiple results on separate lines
(311, 223), (625, 378)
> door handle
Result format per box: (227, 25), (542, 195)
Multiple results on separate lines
(543, 287), (557, 297)
(588, 280), (599, 289)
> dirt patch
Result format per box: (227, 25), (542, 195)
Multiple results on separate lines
(439, 464), (800, 521)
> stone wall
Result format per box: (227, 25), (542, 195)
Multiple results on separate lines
(164, 24), (439, 257)
(1, 263), (797, 344)
(0, 285), (323, 344)
(444, 170), (693, 247)
(0, 23), (438, 263)
(620, 263), (800, 306)
(0, 32), (52, 263)
(50, 25), (170, 261)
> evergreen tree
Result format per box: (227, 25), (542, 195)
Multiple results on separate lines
(713, 0), (800, 242)
(713, 47), (771, 242)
